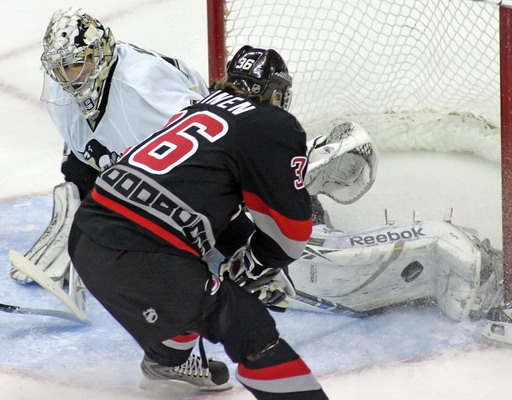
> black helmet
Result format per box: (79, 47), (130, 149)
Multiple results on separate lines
(226, 45), (292, 110)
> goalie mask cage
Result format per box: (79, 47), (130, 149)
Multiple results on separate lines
(207, 0), (512, 300)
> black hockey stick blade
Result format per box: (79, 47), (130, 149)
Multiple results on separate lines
(0, 302), (91, 325)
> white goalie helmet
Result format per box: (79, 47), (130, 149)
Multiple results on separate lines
(40, 8), (117, 119)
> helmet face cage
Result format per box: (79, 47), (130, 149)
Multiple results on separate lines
(40, 8), (117, 119)
(226, 46), (293, 110)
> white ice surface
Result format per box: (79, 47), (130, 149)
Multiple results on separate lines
(1, 1), (511, 399)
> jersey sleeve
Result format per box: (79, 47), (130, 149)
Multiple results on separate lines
(61, 152), (99, 199)
(235, 109), (312, 268)
(214, 208), (255, 257)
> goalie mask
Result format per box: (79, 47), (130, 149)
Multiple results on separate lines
(40, 8), (117, 119)
(226, 45), (293, 110)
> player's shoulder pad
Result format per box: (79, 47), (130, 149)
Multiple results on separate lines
(114, 43), (183, 84)
(259, 103), (306, 140)
(238, 106), (307, 155)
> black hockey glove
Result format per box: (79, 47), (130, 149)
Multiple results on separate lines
(219, 246), (295, 312)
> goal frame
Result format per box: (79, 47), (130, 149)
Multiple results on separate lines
(207, 0), (512, 301)
(501, 6), (512, 302)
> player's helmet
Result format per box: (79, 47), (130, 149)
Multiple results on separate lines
(40, 8), (117, 119)
(226, 45), (292, 110)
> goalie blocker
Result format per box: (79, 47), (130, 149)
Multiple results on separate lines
(288, 220), (503, 321)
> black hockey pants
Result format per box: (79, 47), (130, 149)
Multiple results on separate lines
(69, 224), (328, 399)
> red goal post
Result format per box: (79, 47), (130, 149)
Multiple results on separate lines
(501, 5), (512, 301)
(208, 0), (512, 300)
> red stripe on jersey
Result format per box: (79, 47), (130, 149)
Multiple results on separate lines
(242, 190), (311, 242)
(91, 189), (200, 257)
(170, 333), (199, 343)
(237, 358), (311, 381)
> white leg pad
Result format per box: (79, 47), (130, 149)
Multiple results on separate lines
(10, 182), (81, 284)
(288, 221), (503, 320)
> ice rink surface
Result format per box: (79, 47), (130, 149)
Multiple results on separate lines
(1, 1), (512, 399)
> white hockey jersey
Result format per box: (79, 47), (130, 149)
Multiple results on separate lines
(42, 42), (209, 170)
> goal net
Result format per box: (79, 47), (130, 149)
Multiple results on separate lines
(209, 0), (501, 163)
(208, 0), (512, 298)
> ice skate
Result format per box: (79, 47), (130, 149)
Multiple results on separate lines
(140, 354), (233, 391)
(482, 303), (512, 346)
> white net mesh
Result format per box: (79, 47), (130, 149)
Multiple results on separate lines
(224, 0), (501, 162)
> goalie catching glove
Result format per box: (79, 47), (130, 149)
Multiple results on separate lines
(219, 246), (296, 312)
(305, 121), (378, 205)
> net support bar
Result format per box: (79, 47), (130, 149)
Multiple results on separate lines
(501, 5), (512, 301)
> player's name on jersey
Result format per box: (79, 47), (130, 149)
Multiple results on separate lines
(200, 90), (256, 115)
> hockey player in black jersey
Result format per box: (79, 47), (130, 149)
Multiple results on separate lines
(68, 45), (329, 399)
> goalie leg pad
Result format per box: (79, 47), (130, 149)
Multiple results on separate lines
(10, 182), (81, 284)
(288, 222), (503, 321)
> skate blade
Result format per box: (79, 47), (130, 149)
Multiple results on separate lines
(139, 376), (233, 392)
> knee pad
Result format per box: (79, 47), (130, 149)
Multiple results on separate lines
(202, 279), (279, 363)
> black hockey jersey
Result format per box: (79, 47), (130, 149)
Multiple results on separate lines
(74, 89), (312, 268)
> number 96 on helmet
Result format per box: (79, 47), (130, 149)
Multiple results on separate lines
(226, 45), (293, 111)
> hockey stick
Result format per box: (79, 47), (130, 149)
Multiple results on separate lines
(265, 269), (372, 317)
(0, 302), (91, 324)
(9, 250), (90, 325)
(290, 289), (372, 318)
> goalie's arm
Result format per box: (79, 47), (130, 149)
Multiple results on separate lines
(61, 151), (100, 199)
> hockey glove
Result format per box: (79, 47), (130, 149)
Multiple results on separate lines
(305, 122), (378, 205)
(219, 246), (295, 312)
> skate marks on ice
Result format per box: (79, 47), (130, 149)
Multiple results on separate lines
(2, 346), (512, 400)
(0, 188), (506, 400)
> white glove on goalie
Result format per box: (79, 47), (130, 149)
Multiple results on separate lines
(305, 122), (378, 204)
(219, 245), (296, 312)
(10, 182), (81, 285)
